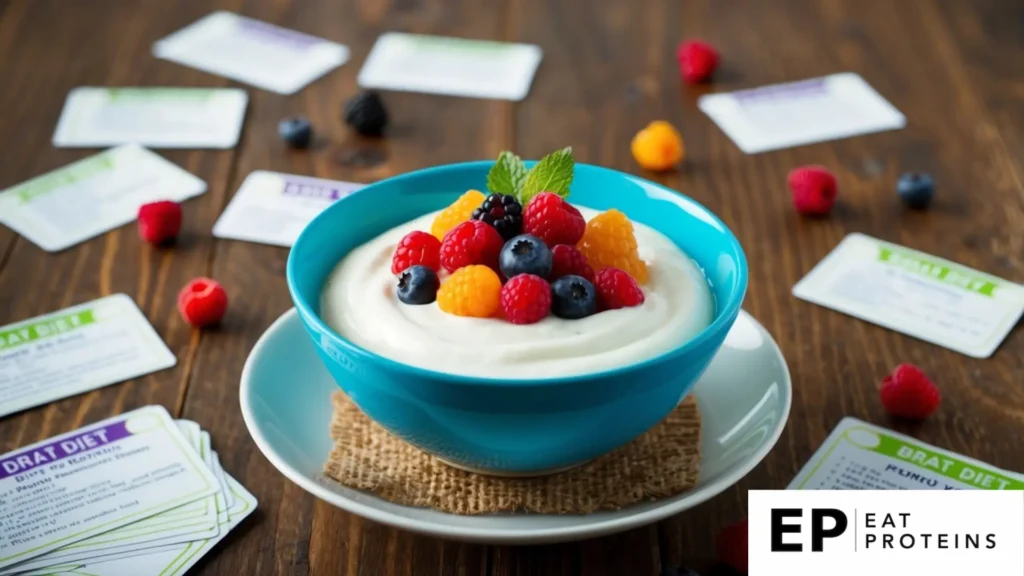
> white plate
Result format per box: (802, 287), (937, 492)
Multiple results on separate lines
(240, 308), (791, 544)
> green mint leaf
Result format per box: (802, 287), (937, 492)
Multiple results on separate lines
(518, 147), (574, 205)
(486, 151), (527, 197)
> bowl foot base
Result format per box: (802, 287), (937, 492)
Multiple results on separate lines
(436, 456), (591, 478)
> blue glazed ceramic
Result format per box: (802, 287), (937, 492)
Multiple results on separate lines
(286, 161), (748, 475)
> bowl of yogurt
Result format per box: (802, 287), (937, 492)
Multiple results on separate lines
(286, 158), (747, 475)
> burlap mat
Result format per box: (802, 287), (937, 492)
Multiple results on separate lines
(322, 392), (702, 515)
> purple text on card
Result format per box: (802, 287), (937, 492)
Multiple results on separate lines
(0, 420), (132, 479)
(282, 176), (362, 201)
(235, 17), (324, 50)
(732, 78), (829, 107)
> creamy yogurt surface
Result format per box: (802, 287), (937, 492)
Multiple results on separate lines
(320, 206), (715, 379)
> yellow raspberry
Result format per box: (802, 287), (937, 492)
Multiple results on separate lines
(437, 265), (502, 318)
(577, 209), (649, 284)
(631, 120), (685, 171)
(430, 189), (486, 240)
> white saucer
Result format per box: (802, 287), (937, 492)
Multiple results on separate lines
(239, 309), (791, 544)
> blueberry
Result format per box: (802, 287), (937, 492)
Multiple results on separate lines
(344, 91), (389, 136)
(278, 117), (313, 148)
(499, 234), (553, 279)
(551, 275), (597, 319)
(897, 172), (934, 209)
(396, 265), (439, 305)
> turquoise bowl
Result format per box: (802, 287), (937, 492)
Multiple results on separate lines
(286, 161), (748, 475)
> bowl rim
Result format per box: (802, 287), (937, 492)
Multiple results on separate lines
(286, 160), (749, 386)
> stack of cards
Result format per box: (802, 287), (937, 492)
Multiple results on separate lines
(0, 406), (256, 576)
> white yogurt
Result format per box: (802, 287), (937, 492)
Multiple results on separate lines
(320, 206), (714, 379)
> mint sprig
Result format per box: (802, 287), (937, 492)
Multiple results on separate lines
(485, 147), (575, 206)
(486, 151), (527, 198)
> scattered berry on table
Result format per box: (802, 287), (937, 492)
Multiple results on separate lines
(440, 220), (504, 273)
(631, 120), (685, 171)
(716, 519), (748, 574)
(676, 39), (719, 84)
(500, 274), (551, 325)
(499, 234), (553, 279)
(278, 117), (313, 148)
(550, 244), (595, 283)
(578, 209), (649, 284)
(594, 267), (645, 310)
(788, 165), (838, 216)
(431, 189), (487, 240)
(880, 363), (941, 419)
(551, 275), (598, 319)
(897, 172), (934, 209)
(344, 90), (389, 136)
(137, 200), (182, 245)
(178, 277), (228, 328)
(437, 265), (502, 318)
(396, 265), (439, 305)
(522, 192), (586, 247)
(391, 230), (442, 275)
(472, 193), (523, 241)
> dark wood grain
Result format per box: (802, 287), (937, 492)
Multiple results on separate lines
(0, 0), (1022, 574)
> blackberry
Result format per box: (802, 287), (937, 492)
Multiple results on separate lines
(344, 91), (389, 136)
(471, 193), (523, 241)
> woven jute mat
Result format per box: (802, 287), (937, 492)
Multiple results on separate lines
(322, 392), (702, 515)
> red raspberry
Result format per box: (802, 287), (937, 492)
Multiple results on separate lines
(178, 277), (228, 328)
(550, 244), (595, 282)
(594, 267), (645, 310)
(788, 165), (838, 216)
(500, 274), (551, 325)
(440, 220), (503, 273)
(523, 193), (586, 247)
(716, 519), (748, 574)
(880, 363), (941, 419)
(391, 231), (441, 275)
(138, 200), (182, 245)
(676, 40), (719, 84)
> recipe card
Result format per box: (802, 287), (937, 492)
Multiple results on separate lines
(53, 87), (248, 149)
(0, 294), (175, 419)
(0, 144), (206, 251)
(153, 11), (350, 94)
(358, 32), (543, 101)
(698, 73), (906, 154)
(212, 170), (363, 247)
(793, 233), (1024, 358)
(789, 417), (1023, 490)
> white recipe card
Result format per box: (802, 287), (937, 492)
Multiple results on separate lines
(0, 144), (206, 252)
(153, 11), (350, 94)
(358, 32), (542, 101)
(213, 170), (363, 247)
(0, 406), (219, 570)
(53, 87), (248, 149)
(0, 294), (176, 419)
(793, 233), (1024, 358)
(698, 73), (906, 154)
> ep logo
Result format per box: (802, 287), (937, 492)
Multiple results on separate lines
(771, 508), (848, 552)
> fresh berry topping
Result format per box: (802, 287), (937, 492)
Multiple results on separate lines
(138, 200), (182, 245)
(471, 193), (523, 241)
(278, 117), (313, 148)
(550, 244), (595, 282)
(500, 274), (551, 325)
(676, 40), (720, 84)
(578, 209), (649, 284)
(716, 519), (748, 574)
(880, 363), (941, 419)
(788, 165), (838, 216)
(440, 220), (504, 273)
(499, 234), (553, 279)
(396, 265), (439, 305)
(522, 192), (586, 246)
(594, 267), (645, 310)
(631, 121), (685, 172)
(391, 231), (442, 275)
(550, 275), (598, 319)
(437, 265), (502, 318)
(178, 277), (228, 328)
(431, 189), (486, 240)
(897, 172), (934, 209)
(344, 90), (389, 136)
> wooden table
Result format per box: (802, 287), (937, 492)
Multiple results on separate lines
(1, 0), (1022, 574)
